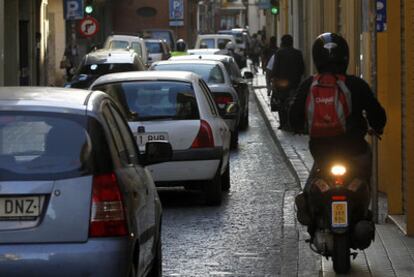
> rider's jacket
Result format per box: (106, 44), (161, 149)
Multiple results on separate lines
(288, 74), (387, 159)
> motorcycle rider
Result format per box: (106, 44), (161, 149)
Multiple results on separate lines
(288, 33), (387, 230)
(171, 39), (187, 57)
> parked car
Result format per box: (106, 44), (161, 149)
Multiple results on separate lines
(144, 39), (171, 65)
(150, 59), (240, 148)
(65, 49), (146, 89)
(0, 87), (172, 276)
(187, 48), (220, 55)
(170, 54), (253, 129)
(140, 29), (176, 51)
(218, 28), (252, 56)
(90, 71), (231, 205)
(103, 34), (149, 65)
(194, 34), (236, 50)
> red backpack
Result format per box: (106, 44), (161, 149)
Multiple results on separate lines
(305, 74), (352, 137)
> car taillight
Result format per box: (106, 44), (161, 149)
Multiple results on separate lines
(214, 94), (233, 109)
(191, 120), (214, 148)
(89, 173), (128, 237)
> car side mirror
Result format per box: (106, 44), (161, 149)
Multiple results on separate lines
(243, 71), (254, 79)
(226, 102), (239, 115)
(142, 141), (172, 166)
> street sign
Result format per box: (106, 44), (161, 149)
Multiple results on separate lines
(78, 17), (99, 37)
(376, 0), (387, 32)
(169, 0), (184, 20)
(64, 0), (84, 20)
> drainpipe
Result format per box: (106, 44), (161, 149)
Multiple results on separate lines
(0, 0), (4, 85)
(369, 0), (379, 223)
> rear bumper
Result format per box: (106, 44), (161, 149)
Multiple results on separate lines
(0, 238), (131, 277)
(148, 147), (223, 183)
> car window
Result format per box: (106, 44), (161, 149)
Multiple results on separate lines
(145, 42), (162, 53)
(218, 38), (231, 47)
(229, 59), (242, 78)
(131, 42), (143, 57)
(152, 63), (225, 84)
(0, 112), (91, 181)
(78, 63), (137, 75)
(198, 80), (218, 116)
(94, 81), (200, 121)
(102, 105), (129, 164)
(109, 40), (129, 49)
(200, 39), (215, 48)
(146, 31), (173, 49)
(109, 105), (139, 164)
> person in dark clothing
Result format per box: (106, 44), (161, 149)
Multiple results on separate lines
(289, 33), (386, 225)
(271, 34), (305, 129)
(262, 36), (278, 96)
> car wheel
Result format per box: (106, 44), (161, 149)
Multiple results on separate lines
(148, 233), (162, 277)
(204, 170), (222, 206)
(230, 130), (239, 149)
(221, 163), (231, 192)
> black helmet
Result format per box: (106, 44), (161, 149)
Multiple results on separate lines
(176, 39), (186, 52)
(312, 33), (349, 73)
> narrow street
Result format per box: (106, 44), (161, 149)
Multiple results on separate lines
(159, 93), (319, 276)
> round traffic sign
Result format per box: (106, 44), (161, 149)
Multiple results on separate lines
(78, 17), (99, 37)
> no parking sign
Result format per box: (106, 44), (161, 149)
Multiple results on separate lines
(78, 17), (99, 37)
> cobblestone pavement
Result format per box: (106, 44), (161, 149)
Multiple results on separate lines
(159, 94), (320, 276)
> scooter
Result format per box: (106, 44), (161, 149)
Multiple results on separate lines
(301, 157), (376, 274)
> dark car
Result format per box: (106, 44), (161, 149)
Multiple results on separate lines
(0, 87), (172, 276)
(170, 54), (253, 130)
(141, 29), (176, 51)
(65, 49), (146, 89)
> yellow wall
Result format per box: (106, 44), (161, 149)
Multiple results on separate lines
(377, 0), (403, 215)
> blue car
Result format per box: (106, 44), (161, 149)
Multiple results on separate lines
(0, 87), (171, 277)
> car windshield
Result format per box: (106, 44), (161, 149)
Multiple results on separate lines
(145, 42), (162, 54)
(94, 81), (199, 121)
(109, 40), (129, 49)
(200, 39), (215, 48)
(152, 64), (225, 84)
(0, 112), (91, 181)
(77, 63), (136, 75)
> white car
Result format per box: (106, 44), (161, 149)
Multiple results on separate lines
(90, 71), (231, 205)
(150, 59), (241, 148)
(187, 48), (220, 55)
(194, 34), (236, 50)
(103, 34), (149, 66)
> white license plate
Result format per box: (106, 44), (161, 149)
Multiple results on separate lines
(331, 201), (348, 228)
(136, 132), (169, 147)
(0, 196), (42, 219)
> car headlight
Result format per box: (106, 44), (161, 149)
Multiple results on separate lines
(331, 165), (346, 176)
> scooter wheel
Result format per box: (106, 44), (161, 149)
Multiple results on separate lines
(332, 234), (351, 274)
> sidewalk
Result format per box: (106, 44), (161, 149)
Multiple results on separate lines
(252, 73), (414, 276)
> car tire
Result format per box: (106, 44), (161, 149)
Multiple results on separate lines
(221, 162), (231, 192)
(230, 130), (239, 149)
(204, 170), (222, 206)
(148, 233), (162, 277)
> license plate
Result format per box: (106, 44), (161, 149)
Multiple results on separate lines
(136, 132), (169, 147)
(331, 201), (348, 228)
(0, 196), (42, 219)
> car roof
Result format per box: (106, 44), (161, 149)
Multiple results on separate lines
(91, 71), (199, 87)
(144, 39), (164, 43)
(153, 59), (221, 66)
(169, 54), (232, 62)
(85, 49), (137, 64)
(0, 87), (93, 111)
(107, 35), (143, 41)
(197, 34), (234, 39)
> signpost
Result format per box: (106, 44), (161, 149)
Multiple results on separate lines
(78, 17), (99, 38)
(169, 0), (184, 27)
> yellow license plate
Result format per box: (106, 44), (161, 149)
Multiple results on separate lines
(331, 201), (348, 227)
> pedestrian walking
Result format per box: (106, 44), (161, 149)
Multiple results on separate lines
(61, 42), (78, 82)
(249, 33), (263, 73)
(262, 36), (278, 96)
(270, 34), (305, 129)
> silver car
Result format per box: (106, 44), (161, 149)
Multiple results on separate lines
(150, 59), (241, 148)
(0, 87), (171, 277)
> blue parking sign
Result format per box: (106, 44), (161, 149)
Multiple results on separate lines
(169, 0), (184, 20)
(376, 0), (387, 32)
(64, 0), (84, 20)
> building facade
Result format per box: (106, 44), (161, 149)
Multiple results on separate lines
(273, 0), (414, 236)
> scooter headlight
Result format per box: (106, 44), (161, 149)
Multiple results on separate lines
(331, 165), (347, 176)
